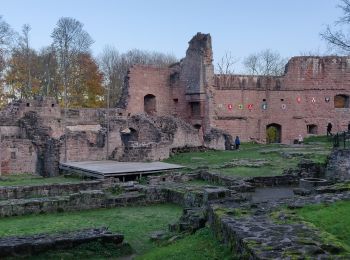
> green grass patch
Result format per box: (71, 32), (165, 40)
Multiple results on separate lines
(221, 166), (283, 177)
(0, 204), (182, 255)
(296, 201), (350, 248)
(303, 135), (333, 146)
(165, 141), (331, 178)
(137, 227), (234, 260)
(0, 174), (84, 186)
(271, 201), (350, 256)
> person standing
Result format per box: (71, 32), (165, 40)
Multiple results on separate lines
(327, 123), (333, 136)
(235, 136), (241, 150)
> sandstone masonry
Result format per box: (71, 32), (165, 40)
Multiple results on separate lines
(120, 33), (350, 144)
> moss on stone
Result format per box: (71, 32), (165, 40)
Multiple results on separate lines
(271, 203), (350, 257)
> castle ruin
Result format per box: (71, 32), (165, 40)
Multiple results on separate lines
(0, 32), (349, 176)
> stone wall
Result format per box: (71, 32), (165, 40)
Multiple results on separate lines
(120, 34), (350, 145)
(210, 57), (350, 143)
(0, 190), (107, 217)
(208, 191), (350, 259)
(0, 97), (222, 175)
(123, 65), (174, 116)
(0, 180), (110, 200)
(0, 228), (124, 258)
(0, 139), (37, 175)
(325, 149), (350, 182)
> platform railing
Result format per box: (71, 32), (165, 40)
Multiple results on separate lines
(333, 131), (350, 149)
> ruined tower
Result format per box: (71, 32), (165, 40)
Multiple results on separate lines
(179, 33), (214, 133)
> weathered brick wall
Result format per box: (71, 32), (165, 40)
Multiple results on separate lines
(64, 108), (123, 124)
(124, 65), (174, 116)
(0, 139), (37, 175)
(283, 56), (350, 90)
(211, 57), (350, 143)
(60, 130), (107, 162)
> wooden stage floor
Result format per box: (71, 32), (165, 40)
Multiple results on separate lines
(59, 160), (184, 179)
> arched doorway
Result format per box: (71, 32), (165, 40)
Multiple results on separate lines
(144, 94), (156, 115)
(266, 123), (282, 143)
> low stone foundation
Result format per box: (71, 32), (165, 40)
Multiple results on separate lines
(199, 170), (299, 188)
(0, 179), (114, 200)
(0, 227), (124, 258)
(246, 175), (298, 187)
(140, 183), (231, 208)
(0, 190), (107, 217)
(207, 191), (350, 259)
(170, 146), (213, 155)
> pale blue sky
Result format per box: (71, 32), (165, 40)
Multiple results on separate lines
(1, 0), (342, 72)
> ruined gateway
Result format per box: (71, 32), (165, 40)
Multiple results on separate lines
(1, 32), (350, 176)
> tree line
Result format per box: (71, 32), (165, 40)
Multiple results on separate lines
(0, 16), (177, 108)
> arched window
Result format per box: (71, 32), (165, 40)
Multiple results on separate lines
(144, 94), (157, 115)
(334, 94), (349, 108)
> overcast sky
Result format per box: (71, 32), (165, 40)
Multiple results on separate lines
(1, 0), (343, 72)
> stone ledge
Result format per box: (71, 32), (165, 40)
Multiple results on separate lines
(0, 179), (114, 200)
(208, 191), (350, 259)
(0, 227), (124, 258)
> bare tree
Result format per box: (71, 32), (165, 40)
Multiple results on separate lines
(321, 0), (350, 54)
(243, 49), (287, 76)
(19, 24), (32, 97)
(99, 46), (122, 106)
(0, 16), (15, 80)
(243, 54), (259, 75)
(38, 46), (59, 98)
(216, 51), (238, 74)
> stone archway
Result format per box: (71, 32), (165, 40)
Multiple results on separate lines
(144, 94), (156, 115)
(266, 123), (282, 143)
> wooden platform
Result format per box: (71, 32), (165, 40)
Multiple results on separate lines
(59, 160), (185, 179)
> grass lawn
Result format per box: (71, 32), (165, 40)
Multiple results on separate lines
(137, 228), (234, 260)
(296, 200), (350, 249)
(165, 136), (332, 178)
(0, 204), (235, 259)
(0, 204), (182, 256)
(0, 174), (84, 186)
